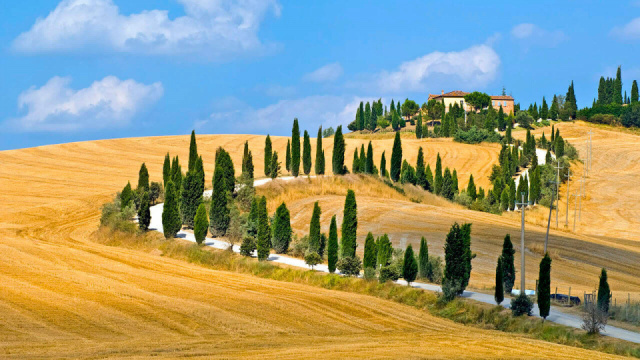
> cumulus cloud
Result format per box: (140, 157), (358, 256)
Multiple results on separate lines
(510, 23), (567, 47)
(13, 0), (281, 59)
(303, 62), (344, 83)
(199, 95), (376, 134)
(373, 45), (500, 93)
(611, 17), (640, 40)
(9, 76), (163, 132)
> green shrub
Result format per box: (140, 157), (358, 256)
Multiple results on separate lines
(337, 256), (362, 276)
(100, 196), (137, 233)
(511, 293), (534, 316)
(240, 236), (256, 256)
(363, 267), (377, 281)
(379, 265), (400, 283)
(454, 126), (502, 144)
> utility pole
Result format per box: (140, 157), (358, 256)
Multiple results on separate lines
(571, 193), (581, 231)
(553, 162), (564, 228)
(516, 192), (530, 294)
(544, 179), (557, 253)
(565, 168), (572, 228)
(578, 174), (586, 221)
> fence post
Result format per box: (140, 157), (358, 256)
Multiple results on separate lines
(568, 287), (571, 305)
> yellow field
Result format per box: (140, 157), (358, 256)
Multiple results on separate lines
(0, 131), (636, 358)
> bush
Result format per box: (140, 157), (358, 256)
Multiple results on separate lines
(379, 265), (401, 283)
(100, 196), (137, 233)
(427, 256), (444, 284)
(453, 126), (501, 144)
(240, 236), (256, 256)
(453, 191), (472, 207)
(589, 113), (618, 125)
(289, 235), (309, 258)
(304, 252), (322, 270)
(337, 256), (362, 276)
(511, 294), (534, 316)
(363, 267), (377, 281)
(582, 302), (608, 334)
(441, 279), (464, 302)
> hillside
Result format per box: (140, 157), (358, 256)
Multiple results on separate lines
(0, 133), (636, 358)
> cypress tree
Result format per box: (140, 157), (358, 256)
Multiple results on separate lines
(332, 126), (345, 175)
(538, 253), (552, 319)
(341, 190), (358, 258)
(365, 141), (374, 174)
(215, 148), (235, 195)
(358, 102), (365, 130)
(138, 163), (149, 191)
(180, 169), (202, 228)
(121, 181), (133, 208)
(257, 196), (271, 261)
(615, 66), (623, 105)
(549, 95), (558, 120)
(467, 174), (477, 201)
(390, 131), (402, 181)
(497, 105), (506, 131)
(363, 232), (377, 269)
(364, 102), (372, 130)
(452, 169), (459, 195)
(555, 135), (565, 158)
(286, 139), (291, 172)
(315, 127), (324, 175)
(171, 156), (182, 193)
(270, 151), (280, 179)
(264, 135), (272, 177)
(163, 153), (171, 188)
(434, 153), (443, 194)
(369, 104), (378, 131)
(495, 256), (504, 304)
(380, 151), (387, 177)
(443, 223), (465, 296)
(416, 114), (423, 139)
(138, 190), (151, 231)
(416, 147), (426, 188)
(193, 203), (209, 245)
(242, 142), (254, 180)
(352, 148), (360, 174)
(418, 236), (429, 279)
(403, 244), (418, 285)
(188, 130), (198, 172)
(425, 164), (433, 192)
(597, 268), (611, 312)
(442, 168), (453, 200)
(209, 165), (230, 237)
(501, 234), (516, 293)
(309, 201), (322, 254)
(292, 118), (301, 176)
(359, 144), (366, 173)
(303, 130), (312, 175)
(500, 186), (510, 211)
(632, 80), (639, 103)
(272, 202), (291, 253)
(328, 215), (338, 273)
(162, 181), (181, 239)
(540, 97), (548, 120)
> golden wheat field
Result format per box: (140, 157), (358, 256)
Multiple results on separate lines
(0, 128), (636, 358)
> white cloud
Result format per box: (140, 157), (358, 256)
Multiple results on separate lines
(9, 76), (163, 132)
(254, 84), (297, 97)
(303, 62), (344, 83)
(199, 95), (377, 134)
(13, 0), (280, 59)
(510, 23), (567, 47)
(373, 45), (500, 93)
(611, 17), (640, 40)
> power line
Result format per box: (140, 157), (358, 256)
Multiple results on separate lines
(565, 168), (572, 228)
(516, 192), (530, 294)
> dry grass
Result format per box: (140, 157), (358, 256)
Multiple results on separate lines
(0, 132), (638, 358)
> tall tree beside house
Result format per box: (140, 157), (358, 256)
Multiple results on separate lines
(264, 134), (272, 177)
(291, 118), (301, 177)
(549, 95), (559, 120)
(315, 127), (324, 175)
(363, 232), (377, 269)
(403, 244), (418, 286)
(540, 97), (548, 120)
(365, 141), (374, 174)
(163, 153), (171, 188)
(434, 153), (443, 195)
(308, 201), (322, 254)
(390, 131), (403, 181)
(209, 165), (230, 237)
(501, 234), (516, 293)
(272, 202), (292, 254)
(188, 130), (198, 172)
(415, 113), (423, 139)
(467, 174), (477, 201)
(538, 253), (552, 319)
(302, 130), (312, 175)
(497, 105), (506, 131)
(359, 144), (366, 173)
(193, 203), (209, 245)
(597, 268), (611, 313)
(256, 196), (271, 261)
(632, 80), (639, 103)
(495, 256), (504, 304)
(138, 190), (151, 231)
(327, 215), (339, 273)
(341, 190), (358, 258)
(380, 151), (387, 178)
(138, 163), (149, 191)
(415, 147), (426, 188)
(418, 237), (429, 279)
(332, 126), (346, 175)
(506, 119), (513, 144)
(285, 139), (291, 172)
(162, 181), (181, 239)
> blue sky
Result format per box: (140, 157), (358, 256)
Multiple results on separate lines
(2, 0), (640, 150)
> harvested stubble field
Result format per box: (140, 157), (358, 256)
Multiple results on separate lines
(0, 131), (636, 359)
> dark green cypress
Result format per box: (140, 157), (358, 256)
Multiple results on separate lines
(138, 163), (149, 191)
(538, 253), (552, 319)
(352, 148), (360, 174)
(309, 201), (321, 254)
(358, 102), (365, 130)
(597, 268), (611, 312)
(434, 153), (443, 194)
(215, 148), (235, 195)
(365, 141), (374, 174)
(193, 203), (209, 245)
(359, 144), (366, 173)
(272, 202), (291, 254)
(403, 244), (418, 285)
(303, 130), (312, 175)
(286, 139), (291, 172)
(425, 164), (433, 192)
(497, 105), (506, 131)
(363, 232), (377, 269)
(341, 190), (358, 258)
(390, 131), (402, 181)
(416, 114), (423, 139)
(442, 168), (453, 200)
(506, 121), (512, 145)
(467, 174), (477, 201)
(209, 165), (229, 237)
(501, 234), (516, 293)
(452, 169), (459, 195)
(171, 156), (182, 194)
(264, 135), (272, 177)
(416, 147), (426, 188)
(380, 151), (387, 177)
(332, 126), (345, 175)
(443, 223), (465, 296)
(495, 256), (504, 304)
(121, 181), (133, 208)
(188, 130), (198, 172)
(315, 127), (324, 175)
(418, 236), (429, 279)
(162, 181), (181, 239)
(257, 196), (271, 261)
(180, 169), (202, 228)
(460, 223), (473, 291)
(292, 118), (301, 176)
(327, 215), (338, 273)
(270, 151), (280, 179)
(632, 80), (639, 103)
(242, 142), (254, 180)
(138, 190), (150, 231)
(163, 153), (171, 188)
